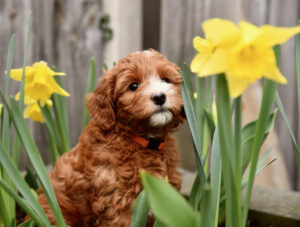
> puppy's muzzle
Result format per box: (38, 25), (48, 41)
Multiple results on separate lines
(152, 93), (166, 106)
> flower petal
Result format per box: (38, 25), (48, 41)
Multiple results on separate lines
(226, 73), (252, 98)
(202, 18), (241, 47)
(46, 67), (66, 76)
(239, 21), (261, 44)
(9, 67), (34, 81)
(193, 36), (212, 53)
(15, 92), (34, 105)
(257, 25), (300, 47)
(26, 83), (53, 102)
(47, 76), (70, 97)
(190, 54), (210, 73)
(24, 103), (45, 123)
(265, 67), (287, 84)
(198, 48), (228, 77)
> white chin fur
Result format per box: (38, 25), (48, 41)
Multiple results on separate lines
(150, 111), (172, 127)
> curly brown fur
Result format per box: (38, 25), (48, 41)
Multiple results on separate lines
(38, 49), (184, 226)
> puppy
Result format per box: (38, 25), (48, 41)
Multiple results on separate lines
(38, 49), (184, 226)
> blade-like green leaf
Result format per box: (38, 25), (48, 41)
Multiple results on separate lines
(0, 33), (16, 227)
(241, 110), (277, 172)
(52, 76), (70, 153)
(188, 173), (201, 209)
(131, 190), (149, 227)
(83, 57), (97, 129)
(0, 93), (66, 226)
(153, 220), (168, 227)
(218, 146), (274, 225)
(18, 219), (35, 227)
(2, 34), (15, 149)
(0, 180), (42, 227)
(141, 171), (198, 227)
(12, 134), (21, 166)
(40, 104), (60, 162)
(20, 12), (33, 109)
(275, 92), (300, 171)
(180, 66), (207, 188)
(203, 108), (215, 137)
(182, 63), (195, 105)
(0, 144), (50, 226)
(199, 127), (222, 227)
(295, 20), (300, 147)
(215, 74), (242, 227)
(242, 146), (274, 184)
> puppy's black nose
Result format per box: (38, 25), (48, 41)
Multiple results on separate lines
(152, 93), (166, 106)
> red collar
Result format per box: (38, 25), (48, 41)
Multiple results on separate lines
(129, 135), (166, 151)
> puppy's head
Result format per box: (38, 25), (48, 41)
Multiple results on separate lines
(88, 49), (184, 136)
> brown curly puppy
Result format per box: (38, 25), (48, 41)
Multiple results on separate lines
(38, 49), (184, 227)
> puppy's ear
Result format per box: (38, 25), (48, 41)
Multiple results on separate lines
(87, 70), (116, 132)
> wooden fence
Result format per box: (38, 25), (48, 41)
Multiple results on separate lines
(0, 0), (299, 189)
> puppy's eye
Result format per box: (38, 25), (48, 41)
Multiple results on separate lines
(129, 82), (139, 91)
(162, 77), (170, 83)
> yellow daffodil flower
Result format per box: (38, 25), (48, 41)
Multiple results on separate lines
(24, 102), (45, 123)
(10, 61), (69, 102)
(0, 104), (3, 117)
(191, 18), (300, 97)
(190, 37), (214, 74)
(15, 93), (52, 123)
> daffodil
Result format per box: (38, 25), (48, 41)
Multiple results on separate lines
(191, 18), (300, 97)
(190, 37), (214, 74)
(15, 93), (52, 123)
(0, 104), (3, 117)
(9, 61), (69, 102)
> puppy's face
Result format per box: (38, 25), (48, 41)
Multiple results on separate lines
(88, 50), (184, 135)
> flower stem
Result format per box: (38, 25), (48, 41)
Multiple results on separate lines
(216, 74), (241, 227)
(242, 79), (277, 226)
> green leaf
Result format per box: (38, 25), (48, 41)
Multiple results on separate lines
(153, 220), (168, 227)
(203, 108), (215, 137)
(52, 76), (71, 153)
(0, 144), (49, 226)
(18, 219), (35, 227)
(40, 104), (60, 162)
(12, 133), (21, 166)
(0, 93), (66, 226)
(141, 171), (198, 227)
(20, 12), (33, 109)
(181, 63), (195, 105)
(242, 146), (274, 185)
(275, 92), (300, 171)
(188, 173), (201, 209)
(241, 110), (277, 172)
(83, 57), (96, 129)
(218, 146), (274, 225)
(0, 33), (16, 227)
(180, 65), (207, 190)
(215, 75), (242, 227)
(295, 20), (300, 146)
(242, 79), (278, 226)
(131, 190), (149, 227)
(199, 127), (222, 227)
